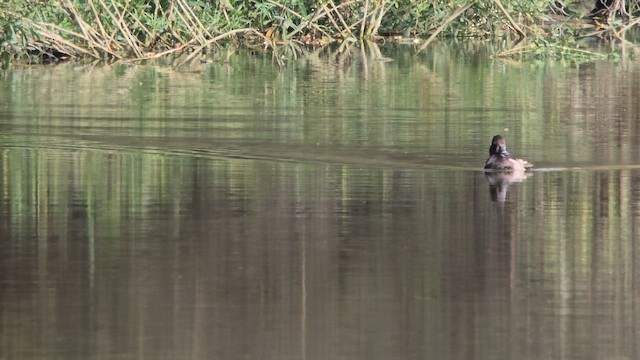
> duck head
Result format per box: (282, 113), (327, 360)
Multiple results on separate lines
(489, 135), (509, 157)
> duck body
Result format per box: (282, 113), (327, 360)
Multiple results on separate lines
(484, 135), (533, 171)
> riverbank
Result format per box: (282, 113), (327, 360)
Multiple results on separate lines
(0, 0), (636, 67)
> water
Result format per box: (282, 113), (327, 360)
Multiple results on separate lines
(0, 43), (639, 360)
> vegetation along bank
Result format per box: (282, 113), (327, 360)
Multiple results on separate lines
(0, 0), (638, 67)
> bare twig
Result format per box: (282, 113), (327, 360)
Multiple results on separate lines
(369, 0), (390, 35)
(493, 0), (525, 38)
(607, 0), (622, 24)
(616, 15), (640, 37)
(328, 0), (355, 39)
(344, 2), (382, 32)
(59, 0), (101, 56)
(321, 3), (345, 36)
(173, 8), (201, 42)
(127, 39), (196, 62)
(125, 8), (155, 45)
(577, 28), (607, 39)
(31, 23), (101, 58)
(97, 0), (143, 57)
(88, 0), (108, 42)
(175, 28), (270, 68)
(174, 0), (207, 44)
(267, 0), (332, 39)
(360, 0), (369, 39)
(176, 0), (213, 39)
(292, 0), (359, 38)
(113, 0), (143, 56)
(416, 2), (475, 53)
(32, 21), (121, 58)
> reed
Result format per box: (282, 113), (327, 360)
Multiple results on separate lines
(0, 0), (638, 66)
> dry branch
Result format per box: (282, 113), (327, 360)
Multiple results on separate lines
(493, 0), (525, 38)
(32, 21), (121, 58)
(321, 3), (345, 36)
(328, 0), (355, 39)
(128, 39), (196, 62)
(360, 0), (369, 39)
(266, 0), (333, 39)
(175, 28), (270, 68)
(176, 0), (213, 40)
(111, 0), (143, 57)
(368, 0), (389, 36)
(31, 23), (102, 58)
(88, 0), (108, 42)
(416, 2), (475, 53)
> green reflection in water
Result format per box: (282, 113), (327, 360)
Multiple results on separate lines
(0, 44), (639, 360)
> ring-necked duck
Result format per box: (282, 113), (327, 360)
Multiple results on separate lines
(484, 135), (533, 171)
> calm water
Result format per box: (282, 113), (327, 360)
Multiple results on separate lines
(1, 44), (639, 360)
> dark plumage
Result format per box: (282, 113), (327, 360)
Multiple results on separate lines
(484, 135), (532, 171)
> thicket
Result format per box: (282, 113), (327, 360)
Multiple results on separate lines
(0, 0), (637, 67)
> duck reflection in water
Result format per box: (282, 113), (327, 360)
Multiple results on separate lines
(484, 135), (533, 204)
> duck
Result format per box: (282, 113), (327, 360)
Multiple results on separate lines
(484, 135), (533, 171)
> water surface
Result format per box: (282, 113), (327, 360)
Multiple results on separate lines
(1, 44), (639, 360)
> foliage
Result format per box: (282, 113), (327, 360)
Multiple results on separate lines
(0, 0), (636, 66)
(381, 0), (556, 38)
(1, 1), (38, 67)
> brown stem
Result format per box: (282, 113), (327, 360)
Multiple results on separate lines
(267, 0), (333, 39)
(175, 28), (271, 68)
(328, 0), (355, 39)
(416, 2), (475, 53)
(321, 3), (344, 36)
(493, 0), (525, 38)
(360, 0), (369, 40)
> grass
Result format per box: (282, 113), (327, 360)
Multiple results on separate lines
(0, 0), (639, 67)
